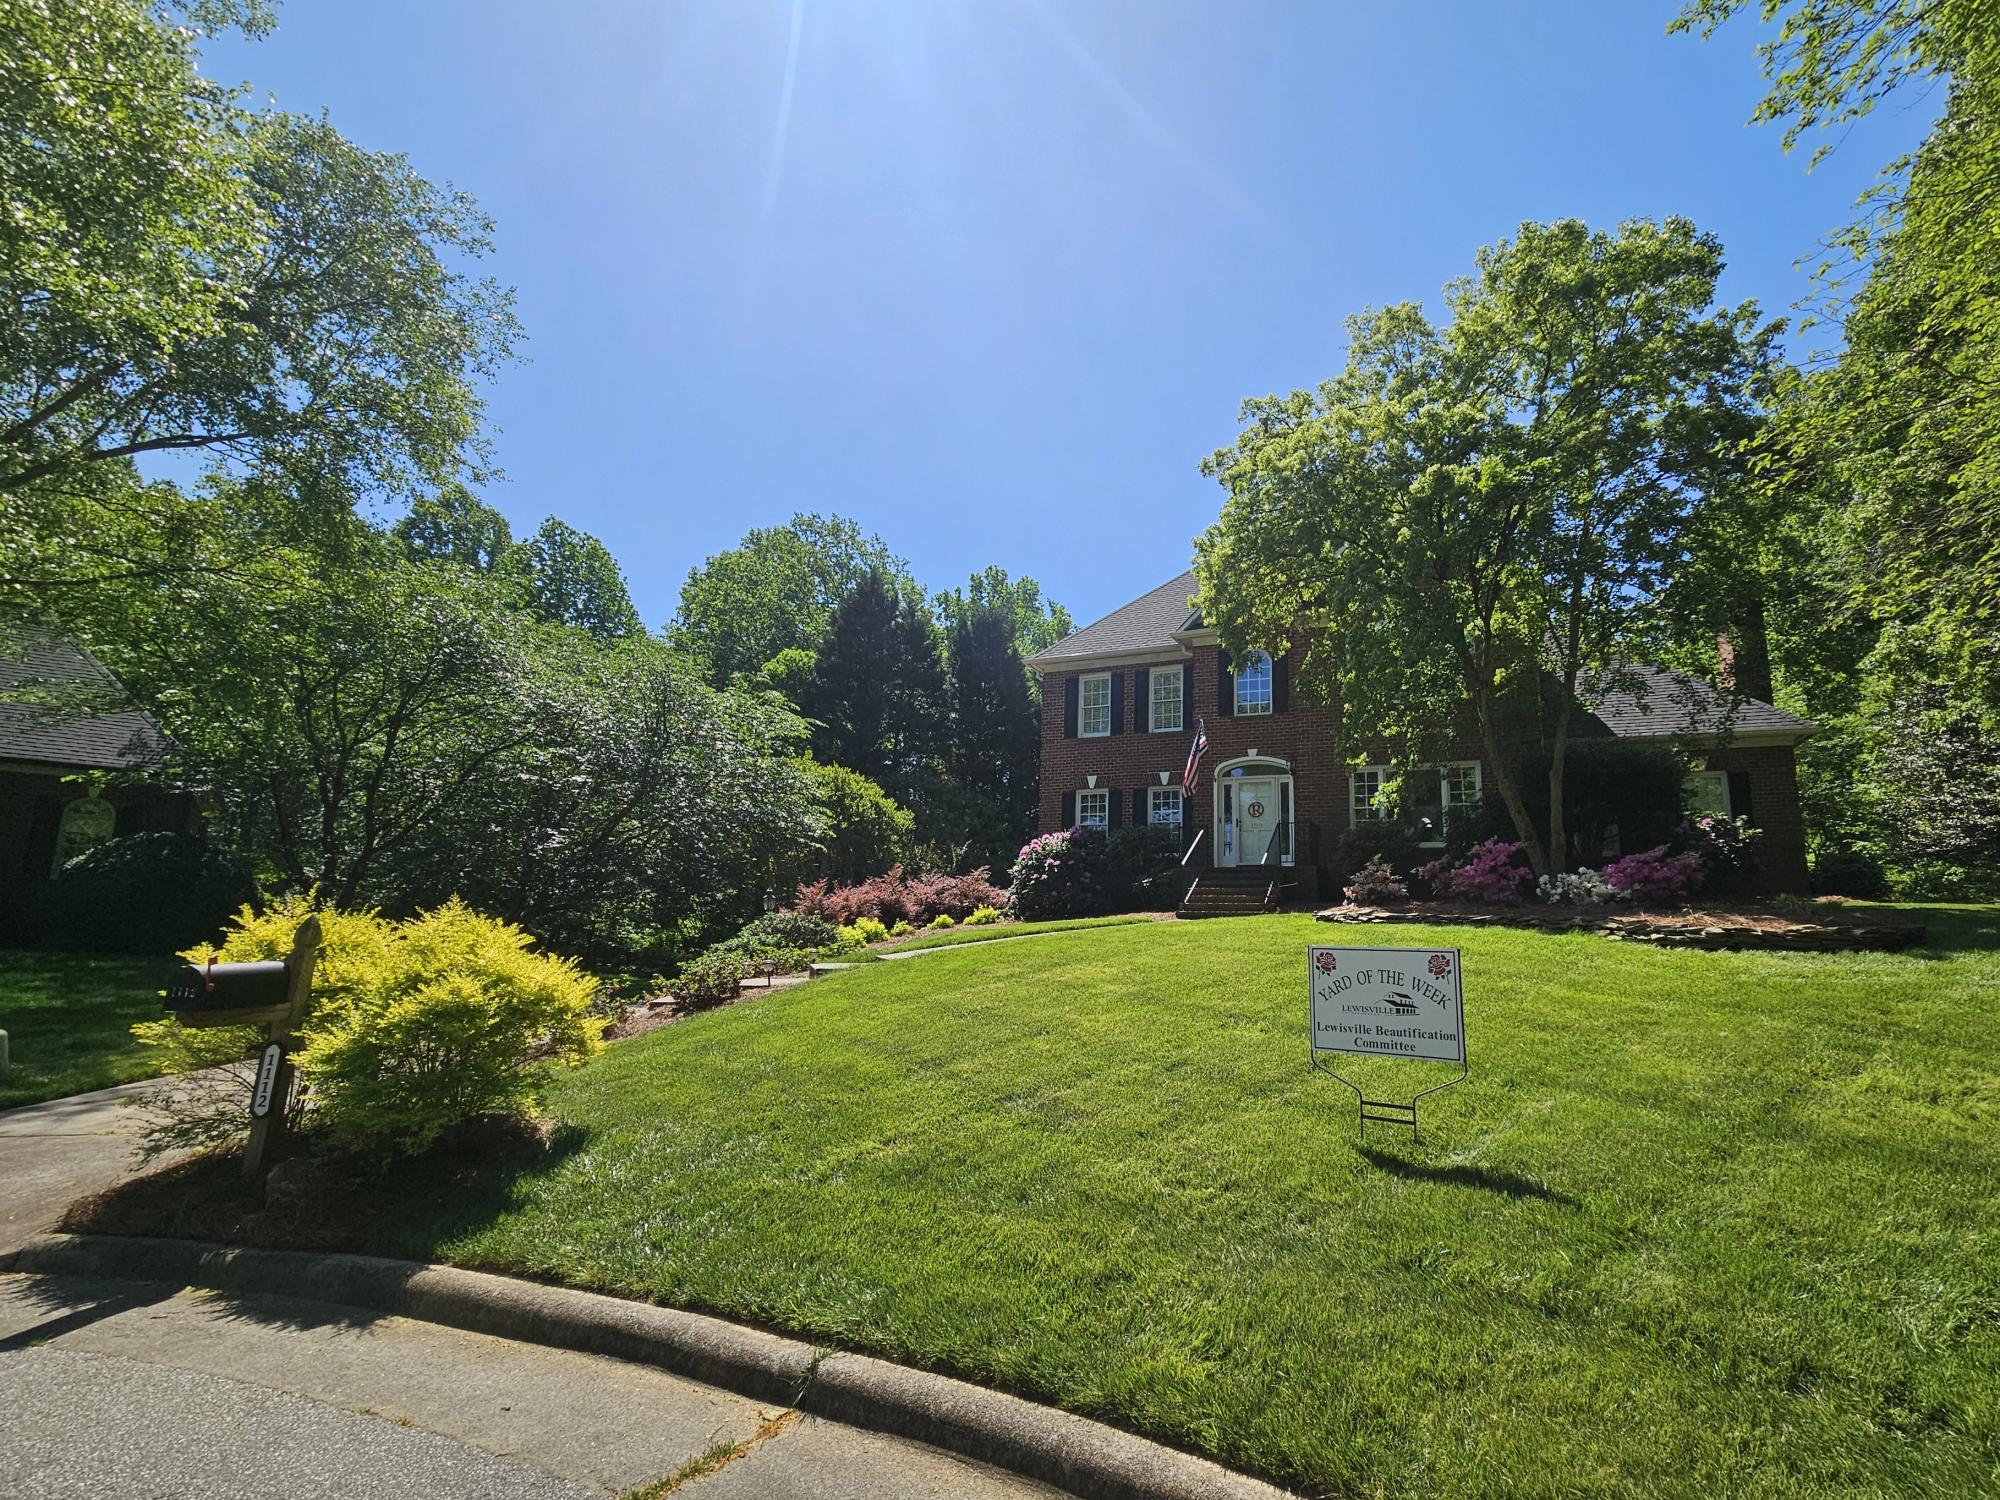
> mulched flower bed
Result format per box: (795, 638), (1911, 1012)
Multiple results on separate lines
(599, 971), (811, 1041)
(1315, 899), (1925, 953)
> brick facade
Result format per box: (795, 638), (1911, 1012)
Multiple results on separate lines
(1037, 644), (1349, 897)
(1035, 648), (1814, 899)
(1698, 743), (1811, 893)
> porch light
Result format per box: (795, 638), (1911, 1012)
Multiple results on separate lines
(762, 889), (777, 914)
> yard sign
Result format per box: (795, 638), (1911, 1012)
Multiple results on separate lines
(1308, 944), (1467, 1139)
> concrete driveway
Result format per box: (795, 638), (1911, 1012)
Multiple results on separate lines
(0, 1074), (171, 1255)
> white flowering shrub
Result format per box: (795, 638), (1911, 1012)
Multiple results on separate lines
(1538, 868), (1622, 906)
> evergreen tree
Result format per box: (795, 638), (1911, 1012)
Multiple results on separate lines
(943, 604), (1041, 872)
(803, 569), (946, 812)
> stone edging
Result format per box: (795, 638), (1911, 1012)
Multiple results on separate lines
(1, 1232), (1295, 1500)
(1315, 905), (1924, 953)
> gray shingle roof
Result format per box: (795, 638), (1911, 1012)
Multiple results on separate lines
(1581, 663), (1816, 742)
(0, 633), (167, 770)
(1029, 571), (1198, 664)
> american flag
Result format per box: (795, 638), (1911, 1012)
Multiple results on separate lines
(1182, 719), (1209, 796)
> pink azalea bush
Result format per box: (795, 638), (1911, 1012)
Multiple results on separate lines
(1601, 846), (1705, 904)
(1343, 856), (1408, 904)
(1432, 838), (1535, 904)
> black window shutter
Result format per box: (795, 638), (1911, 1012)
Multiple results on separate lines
(1062, 790), (1076, 827)
(1182, 661), (1194, 722)
(1136, 668), (1151, 732)
(1134, 787), (1149, 825)
(1063, 676), (1079, 738)
(1727, 771), (1753, 824)
(1274, 654), (1291, 713)
(1216, 649), (1234, 717)
(1108, 671), (1124, 735)
(1107, 788), (1123, 828)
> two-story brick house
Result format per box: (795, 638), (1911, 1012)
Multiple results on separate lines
(1027, 571), (1816, 904)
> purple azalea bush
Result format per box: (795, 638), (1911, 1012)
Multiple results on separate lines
(1433, 838), (1535, 904)
(1602, 846), (1705, 904)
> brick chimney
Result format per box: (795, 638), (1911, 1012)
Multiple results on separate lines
(1717, 595), (1774, 704)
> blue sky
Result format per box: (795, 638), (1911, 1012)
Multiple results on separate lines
(198, 1), (1934, 634)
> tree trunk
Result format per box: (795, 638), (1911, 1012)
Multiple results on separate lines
(1547, 700), (1572, 875)
(1469, 672), (1550, 878)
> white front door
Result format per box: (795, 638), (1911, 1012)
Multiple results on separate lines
(1231, 777), (1280, 865)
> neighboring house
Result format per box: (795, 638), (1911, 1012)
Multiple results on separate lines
(0, 633), (198, 937)
(1026, 571), (1816, 904)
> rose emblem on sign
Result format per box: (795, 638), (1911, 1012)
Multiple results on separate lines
(1246, 800), (1265, 818)
(1428, 954), (1452, 978)
(1315, 952), (1336, 975)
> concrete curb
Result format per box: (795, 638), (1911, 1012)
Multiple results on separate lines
(3, 1233), (1296, 1500)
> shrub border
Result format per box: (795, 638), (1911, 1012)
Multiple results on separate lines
(1315, 903), (1924, 953)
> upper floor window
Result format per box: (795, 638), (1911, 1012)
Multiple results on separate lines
(1350, 767), (1391, 823)
(1076, 788), (1110, 828)
(1149, 667), (1183, 733)
(1078, 673), (1112, 737)
(1149, 786), (1183, 826)
(1234, 651), (1273, 716)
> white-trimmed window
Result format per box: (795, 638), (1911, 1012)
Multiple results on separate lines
(1075, 788), (1110, 828)
(1148, 786), (1183, 827)
(1149, 667), (1183, 733)
(1685, 771), (1730, 817)
(1234, 651), (1273, 716)
(51, 793), (116, 874)
(1441, 761), (1482, 819)
(1078, 672), (1111, 737)
(1350, 767), (1391, 823)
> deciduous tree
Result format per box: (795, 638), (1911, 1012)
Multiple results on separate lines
(1198, 219), (1778, 875)
(670, 513), (913, 683)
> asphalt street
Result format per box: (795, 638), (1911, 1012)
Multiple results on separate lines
(0, 1074), (1064, 1499)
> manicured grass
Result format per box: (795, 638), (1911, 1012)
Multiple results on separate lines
(364, 911), (1999, 1495)
(882, 912), (1162, 952)
(0, 948), (178, 1109)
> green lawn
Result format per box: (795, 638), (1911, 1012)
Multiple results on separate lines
(313, 914), (2000, 1494)
(0, 948), (178, 1109)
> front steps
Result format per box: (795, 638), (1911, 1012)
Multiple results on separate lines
(1178, 865), (1291, 919)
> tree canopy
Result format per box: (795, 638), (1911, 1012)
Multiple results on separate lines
(670, 513), (914, 683)
(1199, 217), (1778, 874)
(1, 0), (518, 594)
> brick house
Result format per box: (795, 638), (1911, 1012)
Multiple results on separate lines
(1026, 571), (1816, 904)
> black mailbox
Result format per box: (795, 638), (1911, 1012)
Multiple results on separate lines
(164, 959), (293, 1025)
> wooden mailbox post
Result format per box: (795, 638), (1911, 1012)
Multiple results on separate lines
(161, 915), (322, 1178)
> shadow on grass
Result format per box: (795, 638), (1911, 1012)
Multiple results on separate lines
(1357, 1144), (1579, 1206)
(1879, 903), (2000, 955)
(58, 1117), (592, 1271)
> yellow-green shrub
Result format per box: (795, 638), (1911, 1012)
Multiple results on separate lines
(841, 916), (889, 945)
(297, 899), (603, 1153)
(963, 905), (1005, 926)
(928, 912), (956, 928)
(136, 894), (604, 1157)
